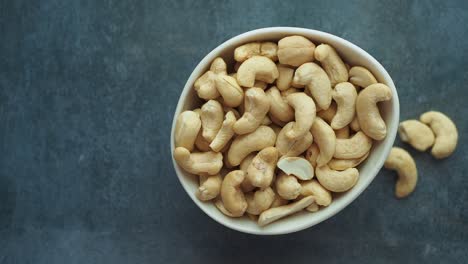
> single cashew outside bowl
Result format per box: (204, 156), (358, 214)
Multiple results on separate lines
(420, 111), (458, 159)
(334, 131), (373, 159)
(292, 62), (332, 110)
(221, 170), (248, 217)
(227, 125), (277, 166)
(356, 83), (392, 140)
(331, 82), (357, 129)
(315, 165), (359, 192)
(398, 120), (435, 152)
(174, 110), (201, 151)
(236, 56), (279, 87)
(277, 35), (316, 67)
(173, 147), (223, 175)
(310, 117), (336, 167)
(286, 92), (316, 139)
(233, 87), (271, 135)
(384, 147), (418, 198)
(247, 147), (279, 189)
(276, 122), (313, 157)
(314, 44), (348, 86)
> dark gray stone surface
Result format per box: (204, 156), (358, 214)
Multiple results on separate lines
(0, 0), (467, 263)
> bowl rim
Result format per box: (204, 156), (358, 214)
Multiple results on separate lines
(170, 27), (400, 235)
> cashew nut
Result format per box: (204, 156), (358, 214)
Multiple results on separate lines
(210, 111), (237, 152)
(173, 147), (223, 175)
(334, 131), (372, 159)
(317, 101), (336, 123)
(240, 153), (256, 192)
(266, 86), (294, 123)
(314, 44), (348, 86)
(247, 147), (279, 188)
(194, 57), (226, 100)
(233, 88), (270, 135)
(270, 114), (287, 127)
(195, 129), (211, 151)
(246, 187), (276, 215)
(234, 42), (278, 62)
(349, 66), (377, 88)
(331, 82), (357, 129)
(174, 110), (201, 151)
(221, 170), (248, 217)
(281, 87), (301, 97)
(350, 115), (361, 131)
(300, 179), (332, 206)
(277, 36), (316, 67)
(420, 111), (458, 159)
(214, 75), (244, 107)
(227, 125), (276, 166)
(335, 125), (350, 139)
(286, 93), (316, 139)
(328, 152), (369, 171)
(276, 65), (295, 91)
(277, 157), (314, 180)
(310, 117), (336, 166)
(276, 122), (313, 157)
(262, 116), (272, 126)
(258, 196), (314, 226)
(197, 174), (222, 201)
(276, 172), (302, 200)
(305, 143), (320, 167)
(215, 198), (237, 217)
(292, 62), (332, 110)
(306, 202), (319, 212)
(236, 56), (279, 87)
(398, 120), (435, 152)
(384, 147), (418, 198)
(200, 100), (224, 142)
(271, 194), (288, 208)
(356, 83), (392, 140)
(315, 165), (359, 192)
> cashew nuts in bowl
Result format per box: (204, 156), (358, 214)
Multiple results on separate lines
(171, 27), (399, 235)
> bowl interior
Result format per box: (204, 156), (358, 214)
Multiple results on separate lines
(171, 27), (399, 235)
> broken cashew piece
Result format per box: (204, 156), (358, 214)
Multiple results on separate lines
(258, 196), (314, 226)
(316, 165), (359, 192)
(173, 147), (223, 175)
(246, 187), (276, 215)
(310, 117), (336, 167)
(227, 126), (276, 166)
(233, 87), (270, 135)
(314, 44), (348, 86)
(266, 86), (294, 123)
(200, 100), (224, 143)
(247, 147), (279, 189)
(174, 110), (201, 151)
(236, 56), (279, 87)
(292, 62), (332, 110)
(221, 170), (248, 217)
(210, 111), (237, 152)
(277, 36), (316, 67)
(349, 66), (378, 88)
(328, 152), (369, 171)
(398, 120), (435, 152)
(356, 83), (392, 140)
(194, 58), (226, 100)
(331, 82), (357, 129)
(420, 111), (458, 159)
(384, 147), (418, 198)
(300, 179), (332, 206)
(276, 172), (302, 200)
(234, 42), (278, 62)
(276, 122), (313, 157)
(286, 93), (316, 139)
(197, 174), (222, 201)
(277, 157), (314, 180)
(276, 65), (295, 91)
(334, 131), (373, 159)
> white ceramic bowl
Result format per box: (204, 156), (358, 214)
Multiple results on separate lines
(171, 27), (399, 235)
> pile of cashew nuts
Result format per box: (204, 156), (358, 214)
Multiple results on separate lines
(385, 111), (458, 198)
(174, 35), (397, 226)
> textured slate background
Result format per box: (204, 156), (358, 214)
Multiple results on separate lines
(0, 0), (467, 263)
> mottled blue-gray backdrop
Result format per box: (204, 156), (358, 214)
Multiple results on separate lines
(0, 0), (467, 263)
